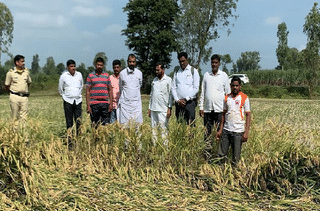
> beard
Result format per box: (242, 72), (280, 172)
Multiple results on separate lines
(129, 65), (135, 70)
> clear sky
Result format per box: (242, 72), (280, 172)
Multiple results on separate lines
(0, 0), (316, 74)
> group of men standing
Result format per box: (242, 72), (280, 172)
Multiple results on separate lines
(58, 54), (143, 148)
(5, 52), (251, 163)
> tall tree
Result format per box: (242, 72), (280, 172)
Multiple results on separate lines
(302, 2), (320, 94)
(175, 0), (238, 68)
(120, 58), (126, 70)
(0, 3), (13, 65)
(235, 51), (261, 72)
(43, 56), (56, 75)
(219, 54), (232, 73)
(31, 54), (40, 75)
(93, 52), (108, 71)
(56, 62), (65, 75)
(77, 62), (89, 79)
(122, 0), (179, 78)
(276, 22), (289, 70)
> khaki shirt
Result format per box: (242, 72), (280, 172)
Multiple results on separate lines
(5, 67), (32, 93)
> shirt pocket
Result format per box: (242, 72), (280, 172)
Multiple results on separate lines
(12, 76), (19, 83)
(185, 74), (193, 86)
(215, 81), (224, 91)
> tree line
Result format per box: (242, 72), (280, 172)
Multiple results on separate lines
(0, 1), (319, 94)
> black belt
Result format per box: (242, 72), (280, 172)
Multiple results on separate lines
(10, 91), (29, 97)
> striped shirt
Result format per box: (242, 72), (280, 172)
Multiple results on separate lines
(86, 71), (111, 104)
(223, 92), (250, 133)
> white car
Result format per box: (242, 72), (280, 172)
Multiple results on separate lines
(229, 74), (249, 84)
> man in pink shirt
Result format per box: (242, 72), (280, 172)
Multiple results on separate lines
(109, 60), (121, 123)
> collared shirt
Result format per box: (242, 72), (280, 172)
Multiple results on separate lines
(171, 64), (200, 102)
(86, 70), (111, 105)
(110, 74), (120, 109)
(58, 71), (83, 105)
(223, 92), (250, 133)
(5, 67), (32, 93)
(149, 74), (173, 112)
(199, 69), (231, 113)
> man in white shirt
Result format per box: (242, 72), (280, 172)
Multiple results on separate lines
(172, 52), (200, 125)
(199, 54), (231, 159)
(148, 62), (173, 144)
(58, 59), (83, 148)
(216, 76), (251, 164)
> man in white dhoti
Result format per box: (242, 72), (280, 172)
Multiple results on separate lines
(118, 54), (143, 126)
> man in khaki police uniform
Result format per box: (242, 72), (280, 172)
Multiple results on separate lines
(5, 55), (32, 131)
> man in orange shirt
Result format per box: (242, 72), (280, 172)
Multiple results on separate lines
(216, 76), (251, 164)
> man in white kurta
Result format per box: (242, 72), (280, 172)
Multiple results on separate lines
(148, 63), (173, 144)
(118, 54), (143, 126)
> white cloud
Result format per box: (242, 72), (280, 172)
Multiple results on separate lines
(82, 31), (96, 39)
(82, 45), (93, 52)
(265, 17), (281, 25)
(72, 0), (95, 6)
(71, 5), (111, 17)
(15, 12), (71, 28)
(9, 0), (67, 12)
(104, 24), (123, 34)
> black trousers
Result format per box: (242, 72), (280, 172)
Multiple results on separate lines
(63, 100), (82, 135)
(203, 111), (222, 159)
(90, 103), (110, 126)
(218, 129), (243, 164)
(175, 99), (197, 125)
(204, 111), (222, 139)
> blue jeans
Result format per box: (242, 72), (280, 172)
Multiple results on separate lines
(109, 109), (117, 124)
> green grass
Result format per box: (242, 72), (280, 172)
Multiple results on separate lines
(0, 92), (320, 210)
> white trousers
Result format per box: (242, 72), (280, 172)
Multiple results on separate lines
(150, 110), (168, 145)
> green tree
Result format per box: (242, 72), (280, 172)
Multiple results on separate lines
(235, 51), (261, 72)
(120, 58), (126, 70)
(0, 3), (14, 65)
(122, 0), (179, 79)
(302, 2), (320, 94)
(93, 52), (108, 71)
(219, 54), (232, 73)
(175, 0), (238, 68)
(77, 62), (89, 79)
(285, 47), (300, 69)
(31, 54), (40, 75)
(276, 22), (289, 70)
(43, 56), (56, 75)
(56, 62), (65, 75)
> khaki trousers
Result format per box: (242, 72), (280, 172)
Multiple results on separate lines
(9, 93), (28, 131)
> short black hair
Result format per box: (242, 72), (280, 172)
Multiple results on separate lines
(128, 54), (136, 61)
(177, 52), (188, 60)
(211, 54), (221, 62)
(14, 55), (25, 66)
(231, 76), (242, 85)
(112, 59), (121, 66)
(66, 59), (76, 67)
(155, 62), (165, 69)
(95, 57), (105, 64)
